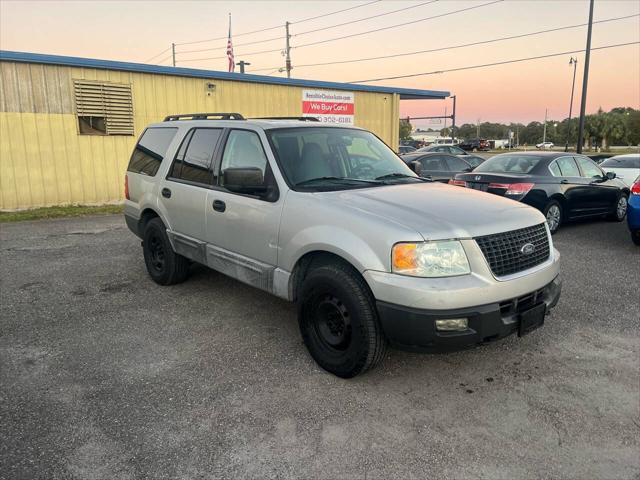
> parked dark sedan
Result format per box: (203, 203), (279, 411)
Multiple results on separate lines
(452, 152), (630, 234)
(401, 152), (473, 182)
(416, 144), (485, 167)
(459, 138), (490, 152)
(398, 145), (417, 154)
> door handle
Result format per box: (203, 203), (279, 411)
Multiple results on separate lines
(161, 188), (172, 198)
(212, 200), (226, 212)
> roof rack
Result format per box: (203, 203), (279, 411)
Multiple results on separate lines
(163, 113), (245, 121)
(252, 116), (320, 122)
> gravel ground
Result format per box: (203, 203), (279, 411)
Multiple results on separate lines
(1, 214), (638, 480)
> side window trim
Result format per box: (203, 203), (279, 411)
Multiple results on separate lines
(574, 155), (603, 178)
(166, 127), (223, 187)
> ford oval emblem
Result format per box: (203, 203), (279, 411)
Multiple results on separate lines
(520, 243), (535, 256)
(475, 175), (482, 181)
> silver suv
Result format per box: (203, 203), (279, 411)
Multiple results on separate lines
(124, 113), (561, 378)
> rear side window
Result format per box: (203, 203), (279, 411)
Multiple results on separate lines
(575, 156), (602, 179)
(549, 161), (562, 177)
(445, 156), (470, 171)
(555, 156), (580, 177)
(128, 128), (177, 176)
(419, 156), (446, 171)
(169, 128), (222, 185)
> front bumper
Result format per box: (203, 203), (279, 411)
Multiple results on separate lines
(377, 276), (561, 352)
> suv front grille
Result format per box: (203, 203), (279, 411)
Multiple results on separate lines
(475, 223), (550, 277)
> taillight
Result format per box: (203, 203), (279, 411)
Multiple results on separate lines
(488, 182), (535, 196)
(449, 179), (467, 187)
(631, 181), (640, 195)
(124, 174), (130, 200)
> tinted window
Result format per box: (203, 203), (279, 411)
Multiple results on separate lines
(450, 146), (466, 155)
(419, 156), (446, 171)
(170, 128), (221, 184)
(601, 155), (640, 169)
(444, 155), (470, 171)
(556, 156), (580, 176)
(575, 156), (603, 179)
(549, 161), (562, 177)
(474, 155), (541, 174)
(128, 128), (177, 176)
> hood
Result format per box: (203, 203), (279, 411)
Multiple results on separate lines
(317, 182), (545, 240)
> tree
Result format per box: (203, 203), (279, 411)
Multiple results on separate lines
(399, 120), (413, 140)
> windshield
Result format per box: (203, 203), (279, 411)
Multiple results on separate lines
(267, 127), (419, 190)
(474, 154), (542, 174)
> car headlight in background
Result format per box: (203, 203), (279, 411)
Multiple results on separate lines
(392, 240), (471, 277)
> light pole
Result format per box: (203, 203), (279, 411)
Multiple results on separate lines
(577, 0), (594, 154)
(565, 57), (578, 151)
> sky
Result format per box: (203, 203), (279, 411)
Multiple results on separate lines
(1, 0), (639, 127)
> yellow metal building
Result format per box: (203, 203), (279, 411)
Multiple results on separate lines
(0, 51), (448, 210)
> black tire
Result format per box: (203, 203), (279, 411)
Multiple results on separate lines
(298, 261), (387, 378)
(543, 200), (563, 235)
(607, 193), (628, 222)
(631, 230), (640, 246)
(142, 217), (190, 285)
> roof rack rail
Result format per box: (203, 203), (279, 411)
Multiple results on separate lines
(163, 113), (245, 121)
(252, 116), (320, 122)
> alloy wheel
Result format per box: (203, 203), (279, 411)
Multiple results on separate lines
(546, 205), (561, 232)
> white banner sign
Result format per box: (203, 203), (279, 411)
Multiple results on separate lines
(302, 89), (354, 124)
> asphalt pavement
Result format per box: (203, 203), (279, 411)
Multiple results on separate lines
(1, 214), (638, 479)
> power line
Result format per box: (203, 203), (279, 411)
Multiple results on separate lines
(177, 45), (284, 63)
(177, 0), (435, 55)
(292, 0), (438, 38)
(144, 46), (172, 63)
(250, 13), (639, 72)
(291, 0), (382, 25)
(174, 0), (381, 46)
(351, 41), (640, 83)
(292, 0), (504, 50)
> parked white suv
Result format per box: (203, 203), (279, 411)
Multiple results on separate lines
(124, 113), (561, 378)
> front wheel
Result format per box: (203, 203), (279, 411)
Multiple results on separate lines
(544, 200), (563, 234)
(298, 261), (387, 378)
(607, 193), (628, 222)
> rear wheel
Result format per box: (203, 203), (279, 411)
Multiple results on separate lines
(544, 200), (562, 234)
(607, 193), (628, 222)
(142, 217), (190, 285)
(298, 261), (386, 378)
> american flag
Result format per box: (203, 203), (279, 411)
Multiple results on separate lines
(227, 15), (234, 73)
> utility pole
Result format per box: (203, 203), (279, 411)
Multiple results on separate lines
(443, 106), (447, 135)
(171, 43), (176, 67)
(476, 118), (480, 138)
(236, 60), (250, 74)
(451, 95), (456, 143)
(543, 108), (548, 143)
(577, 0), (594, 154)
(565, 57), (578, 152)
(284, 21), (292, 78)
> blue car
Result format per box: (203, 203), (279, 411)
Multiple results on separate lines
(628, 175), (640, 245)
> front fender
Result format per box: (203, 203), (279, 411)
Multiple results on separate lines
(279, 225), (387, 274)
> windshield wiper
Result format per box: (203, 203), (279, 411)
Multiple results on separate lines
(295, 176), (383, 187)
(375, 173), (432, 182)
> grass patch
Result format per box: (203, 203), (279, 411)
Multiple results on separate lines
(0, 204), (124, 223)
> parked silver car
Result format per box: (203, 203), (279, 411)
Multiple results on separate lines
(124, 113), (561, 378)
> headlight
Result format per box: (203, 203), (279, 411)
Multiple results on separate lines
(392, 240), (470, 277)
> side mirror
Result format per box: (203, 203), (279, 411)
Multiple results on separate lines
(409, 161), (423, 176)
(223, 167), (267, 195)
(605, 171), (616, 180)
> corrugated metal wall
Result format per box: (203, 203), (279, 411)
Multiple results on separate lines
(0, 61), (400, 210)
